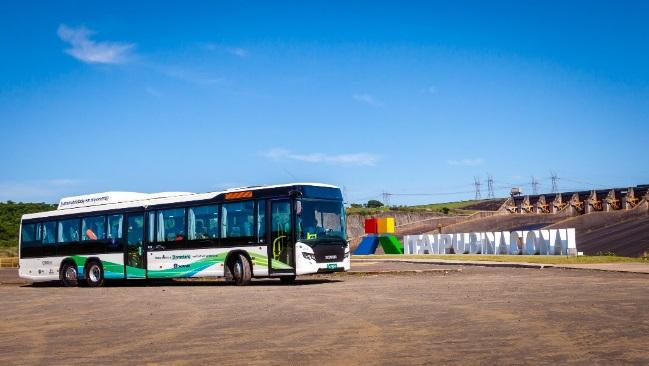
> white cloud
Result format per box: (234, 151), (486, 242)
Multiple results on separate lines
(447, 158), (485, 166)
(228, 47), (248, 57)
(262, 148), (379, 166)
(57, 24), (134, 64)
(353, 93), (382, 107)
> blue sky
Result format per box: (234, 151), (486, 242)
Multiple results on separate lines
(1, 1), (648, 204)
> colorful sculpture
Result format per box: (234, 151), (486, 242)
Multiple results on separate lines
(354, 217), (404, 255)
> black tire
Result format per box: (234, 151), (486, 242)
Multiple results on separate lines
(85, 261), (105, 287)
(280, 275), (296, 285)
(224, 263), (234, 283)
(60, 261), (79, 287)
(230, 254), (252, 286)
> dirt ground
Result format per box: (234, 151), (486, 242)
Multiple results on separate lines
(1, 266), (648, 365)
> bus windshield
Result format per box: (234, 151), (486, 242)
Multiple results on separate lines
(297, 199), (346, 243)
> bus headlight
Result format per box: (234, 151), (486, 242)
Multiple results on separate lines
(302, 252), (316, 261)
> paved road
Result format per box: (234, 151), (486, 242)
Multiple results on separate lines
(354, 257), (649, 273)
(1, 267), (648, 365)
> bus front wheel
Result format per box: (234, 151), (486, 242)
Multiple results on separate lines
(85, 261), (105, 287)
(231, 254), (251, 286)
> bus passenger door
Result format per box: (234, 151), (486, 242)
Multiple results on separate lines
(125, 213), (146, 279)
(268, 199), (295, 273)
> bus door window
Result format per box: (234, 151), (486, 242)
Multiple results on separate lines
(270, 200), (294, 269)
(257, 200), (266, 243)
(127, 214), (145, 269)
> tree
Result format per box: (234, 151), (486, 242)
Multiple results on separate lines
(367, 200), (384, 208)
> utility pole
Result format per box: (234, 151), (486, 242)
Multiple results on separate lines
(382, 191), (391, 207)
(551, 172), (559, 193)
(531, 176), (539, 195)
(487, 174), (495, 199)
(473, 177), (482, 200)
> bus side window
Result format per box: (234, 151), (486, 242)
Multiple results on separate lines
(58, 219), (80, 243)
(221, 201), (254, 244)
(42, 222), (57, 244)
(188, 205), (219, 240)
(82, 216), (106, 241)
(156, 208), (186, 242)
(41, 221), (57, 256)
(20, 223), (39, 258)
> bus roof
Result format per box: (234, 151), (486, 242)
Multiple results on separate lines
(22, 182), (340, 220)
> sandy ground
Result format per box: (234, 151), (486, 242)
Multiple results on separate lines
(0, 266), (648, 365)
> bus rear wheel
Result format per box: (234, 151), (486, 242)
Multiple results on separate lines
(230, 254), (251, 286)
(85, 261), (105, 287)
(60, 262), (78, 287)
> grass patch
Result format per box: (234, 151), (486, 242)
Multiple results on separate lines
(0, 247), (18, 257)
(353, 254), (649, 265)
(346, 199), (493, 216)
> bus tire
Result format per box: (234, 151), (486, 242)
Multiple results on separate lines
(224, 263), (234, 282)
(280, 275), (296, 285)
(231, 254), (252, 286)
(60, 261), (79, 287)
(85, 260), (105, 287)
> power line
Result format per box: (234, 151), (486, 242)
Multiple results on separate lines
(388, 190), (476, 196)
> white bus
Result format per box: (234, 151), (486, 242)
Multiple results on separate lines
(19, 183), (349, 287)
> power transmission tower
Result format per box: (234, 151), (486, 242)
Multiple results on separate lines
(551, 172), (560, 193)
(531, 176), (539, 195)
(382, 191), (391, 206)
(487, 174), (495, 199)
(473, 177), (482, 200)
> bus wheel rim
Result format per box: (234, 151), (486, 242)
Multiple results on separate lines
(89, 265), (100, 282)
(234, 261), (242, 279)
(66, 267), (77, 281)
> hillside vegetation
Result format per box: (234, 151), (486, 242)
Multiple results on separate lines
(0, 201), (56, 256)
(346, 199), (505, 216)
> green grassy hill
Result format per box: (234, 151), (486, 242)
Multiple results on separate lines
(346, 199), (506, 216)
(0, 201), (57, 256)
